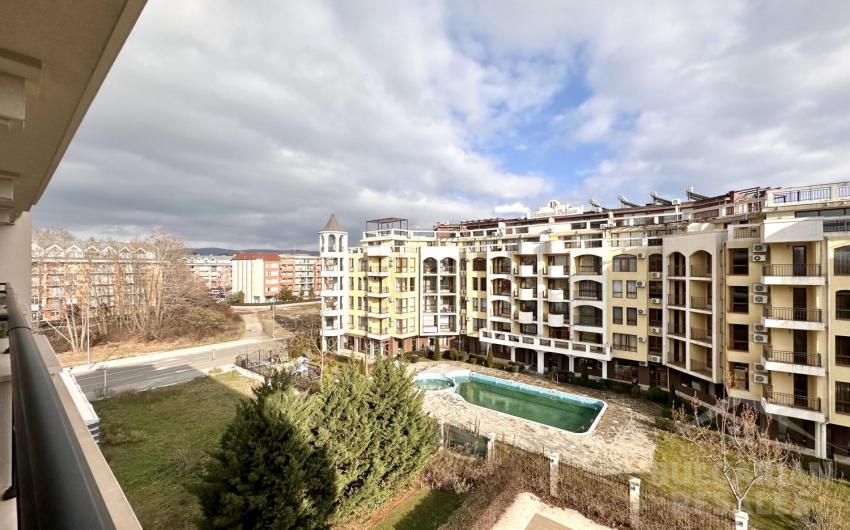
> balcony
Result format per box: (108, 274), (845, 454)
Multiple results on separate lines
(575, 265), (601, 275)
(547, 289), (564, 303)
(763, 348), (825, 376)
(517, 288), (537, 301)
(547, 313), (565, 327)
(573, 289), (602, 301)
(517, 311), (536, 324)
(479, 329), (612, 362)
(668, 266), (686, 277)
(517, 265), (536, 277)
(762, 264), (824, 285)
(367, 267), (390, 277)
(689, 359), (713, 377)
(574, 316), (602, 328)
(667, 295), (686, 307)
(762, 386), (824, 422)
(731, 225), (761, 240)
(2, 284), (141, 529)
(690, 297), (711, 311)
(667, 324), (686, 338)
(689, 265), (712, 278)
(763, 306), (824, 331)
(690, 327), (711, 343)
(547, 265), (568, 278)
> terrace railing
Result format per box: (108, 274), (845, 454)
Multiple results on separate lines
(762, 264), (822, 277)
(764, 306), (822, 322)
(763, 348), (822, 367)
(764, 387), (821, 412)
(1, 283), (117, 529)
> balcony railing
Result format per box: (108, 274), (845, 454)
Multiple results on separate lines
(837, 355), (850, 367)
(667, 324), (686, 336)
(764, 306), (822, 322)
(575, 265), (601, 275)
(690, 327), (711, 342)
(573, 289), (602, 301)
(764, 387), (821, 412)
(824, 219), (850, 233)
(689, 265), (712, 277)
(763, 348), (822, 367)
(2, 283), (118, 529)
(492, 266), (512, 275)
(762, 264), (822, 277)
(668, 295), (686, 307)
(574, 316), (603, 327)
(733, 226), (761, 239)
(668, 265), (686, 277)
(689, 359), (712, 375)
(690, 297), (711, 310)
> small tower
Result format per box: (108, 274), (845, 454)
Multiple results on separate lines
(319, 214), (348, 355)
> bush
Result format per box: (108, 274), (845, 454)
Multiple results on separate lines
(655, 416), (676, 433)
(647, 386), (671, 404)
(408, 354), (419, 364)
(433, 348), (443, 361)
(485, 350), (494, 368)
(179, 307), (228, 338)
(630, 385), (642, 397)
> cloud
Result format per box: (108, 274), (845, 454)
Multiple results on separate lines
(35, 0), (850, 248)
(493, 202), (530, 215)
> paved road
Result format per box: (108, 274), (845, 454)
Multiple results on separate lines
(72, 311), (280, 399)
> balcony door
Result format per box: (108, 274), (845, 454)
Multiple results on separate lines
(792, 245), (806, 276)
(793, 330), (807, 365)
(793, 373), (808, 407)
(793, 287), (807, 321)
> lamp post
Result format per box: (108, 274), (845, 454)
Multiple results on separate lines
(271, 301), (276, 340)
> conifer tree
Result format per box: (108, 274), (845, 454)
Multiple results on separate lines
(195, 373), (336, 529)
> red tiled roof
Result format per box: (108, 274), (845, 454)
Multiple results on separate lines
(232, 252), (281, 261)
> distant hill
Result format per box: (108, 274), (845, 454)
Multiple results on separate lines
(192, 247), (319, 256)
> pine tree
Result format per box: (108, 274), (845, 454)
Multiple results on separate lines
(314, 362), (376, 520)
(368, 357), (438, 505)
(195, 373), (336, 529)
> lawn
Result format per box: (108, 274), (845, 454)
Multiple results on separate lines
(94, 372), (256, 529)
(370, 488), (462, 530)
(642, 431), (850, 529)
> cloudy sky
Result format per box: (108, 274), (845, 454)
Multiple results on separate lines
(35, 0), (850, 249)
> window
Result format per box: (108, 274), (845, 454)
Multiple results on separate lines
(627, 307), (638, 325)
(613, 333), (637, 352)
(837, 383), (850, 415)
(731, 363), (749, 391)
(649, 280), (663, 298)
(471, 277), (478, 291)
(729, 324), (749, 351)
(612, 280), (623, 298)
(648, 336), (662, 354)
(837, 336), (850, 366)
(649, 308), (662, 327)
(838, 291), (850, 320)
(613, 254), (637, 272)
(626, 280), (638, 299)
(730, 286), (749, 313)
(613, 307), (623, 324)
(648, 254), (663, 273)
(836, 246), (850, 275)
(730, 248), (749, 275)
(473, 318), (486, 331)
(521, 324), (538, 335)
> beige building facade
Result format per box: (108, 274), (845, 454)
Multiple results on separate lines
(321, 181), (850, 462)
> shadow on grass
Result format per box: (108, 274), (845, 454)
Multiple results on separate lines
(374, 489), (462, 530)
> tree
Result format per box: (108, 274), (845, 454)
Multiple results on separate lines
(275, 289), (297, 302)
(673, 378), (792, 515)
(367, 357), (438, 505)
(196, 373), (336, 529)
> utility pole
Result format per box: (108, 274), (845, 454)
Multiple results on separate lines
(86, 303), (91, 367)
(271, 302), (276, 340)
(102, 367), (107, 397)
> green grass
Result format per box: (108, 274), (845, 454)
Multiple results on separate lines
(642, 431), (850, 529)
(371, 488), (462, 530)
(94, 372), (255, 530)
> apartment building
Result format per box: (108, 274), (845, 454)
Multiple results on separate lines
(279, 253), (321, 297)
(185, 254), (232, 293)
(232, 252), (281, 303)
(320, 180), (850, 463)
(31, 243), (158, 322)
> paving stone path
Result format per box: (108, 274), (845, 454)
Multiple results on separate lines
(414, 361), (660, 476)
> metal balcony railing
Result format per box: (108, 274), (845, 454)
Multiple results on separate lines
(575, 265), (601, 274)
(667, 324), (686, 336)
(492, 266), (512, 275)
(668, 265), (686, 277)
(764, 387), (821, 412)
(1, 283), (117, 529)
(574, 316), (603, 327)
(762, 264), (822, 277)
(573, 289), (602, 301)
(668, 295), (686, 307)
(764, 306), (822, 322)
(733, 226), (761, 239)
(763, 348), (822, 367)
(689, 265), (712, 277)
(690, 296), (711, 310)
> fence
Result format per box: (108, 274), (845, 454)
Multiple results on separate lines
(439, 420), (739, 529)
(235, 348), (284, 378)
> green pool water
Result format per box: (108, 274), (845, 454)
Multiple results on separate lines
(455, 378), (600, 433)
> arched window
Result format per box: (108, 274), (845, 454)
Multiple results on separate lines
(836, 246), (850, 275)
(328, 234), (337, 252)
(613, 254), (637, 272)
(837, 290), (850, 320)
(648, 254), (662, 273)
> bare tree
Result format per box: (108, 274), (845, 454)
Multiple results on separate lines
(673, 376), (793, 515)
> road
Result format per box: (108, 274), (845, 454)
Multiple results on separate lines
(72, 310), (280, 399)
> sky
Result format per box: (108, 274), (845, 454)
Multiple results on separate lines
(35, 0), (850, 249)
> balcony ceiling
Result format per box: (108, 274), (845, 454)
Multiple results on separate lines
(0, 0), (146, 221)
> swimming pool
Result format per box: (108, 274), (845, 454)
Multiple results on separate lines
(414, 370), (606, 434)
(413, 373), (455, 391)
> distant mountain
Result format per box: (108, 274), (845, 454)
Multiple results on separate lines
(192, 247), (319, 256)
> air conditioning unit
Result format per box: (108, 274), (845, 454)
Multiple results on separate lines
(754, 363), (768, 373)
(752, 254), (767, 262)
(753, 283), (768, 293)
(638, 336), (646, 343)
(637, 308), (646, 315)
(753, 374), (769, 384)
(753, 323), (767, 333)
(650, 298), (661, 304)
(649, 326), (661, 334)
(636, 252), (646, 259)
(671, 199), (681, 205)
(601, 223), (616, 229)
(753, 294), (768, 304)
(636, 281), (646, 288)
(754, 333), (768, 343)
(639, 361), (648, 367)
(753, 244), (768, 253)
(649, 271), (661, 279)
(649, 355), (662, 363)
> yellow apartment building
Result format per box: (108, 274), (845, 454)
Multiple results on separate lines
(320, 180), (850, 462)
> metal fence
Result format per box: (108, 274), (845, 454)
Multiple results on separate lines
(442, 422), (488, 458)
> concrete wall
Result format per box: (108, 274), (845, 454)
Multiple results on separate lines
(0, 212), (32, 313)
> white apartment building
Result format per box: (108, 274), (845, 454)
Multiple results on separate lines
(185, 254), (232, 293)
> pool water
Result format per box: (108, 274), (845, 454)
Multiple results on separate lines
(454, 376), (602, 433)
